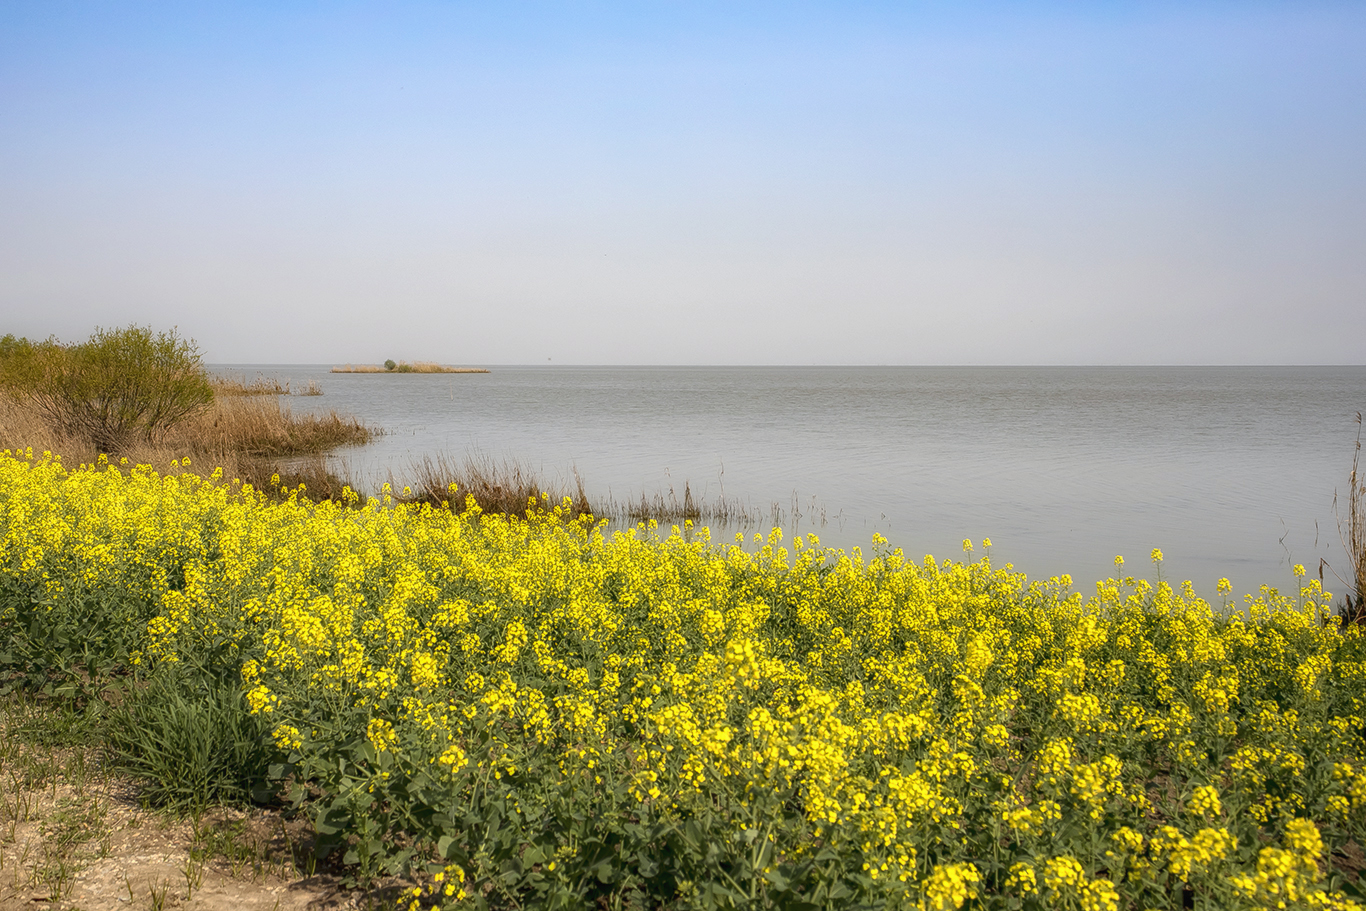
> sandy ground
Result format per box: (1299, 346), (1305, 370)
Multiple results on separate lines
(0, 758), (391, 911)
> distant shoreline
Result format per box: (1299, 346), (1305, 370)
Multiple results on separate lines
(331, 363), (489, 374)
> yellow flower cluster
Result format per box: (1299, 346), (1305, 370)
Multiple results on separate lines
(2, 450), (1364, 909)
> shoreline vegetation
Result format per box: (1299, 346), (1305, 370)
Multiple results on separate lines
(2, 326), (1366, 909)
(1, 450), (1364, 911)
(0, 328), (375, 502)
(212, 373), (323, 396)
(0, 328), (796, 526)
(331, 362), (489, 374)
(0, 389), (374, 498)
(1335, 412), (1366, 624)
(397, 452), (769, 527)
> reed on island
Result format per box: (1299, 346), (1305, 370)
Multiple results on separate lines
(331, 361), (489, 374)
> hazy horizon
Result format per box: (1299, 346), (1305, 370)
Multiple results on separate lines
(3, 2), (1365, 365)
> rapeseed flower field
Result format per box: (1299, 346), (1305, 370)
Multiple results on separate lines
(1, 449), (1364, 910)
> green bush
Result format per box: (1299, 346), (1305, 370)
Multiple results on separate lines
(0, 325), (213, 452)
(0, 575), (152, 699)
(383, 359), (397, 371)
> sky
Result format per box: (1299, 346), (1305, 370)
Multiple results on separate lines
(1, 1), (1364, 365)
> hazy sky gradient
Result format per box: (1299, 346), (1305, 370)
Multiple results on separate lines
(2, 2), (1364, 364)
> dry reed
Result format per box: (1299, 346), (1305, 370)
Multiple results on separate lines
(397, 453), (594, 518)
(251, 453), (360, 502)
(391, 452), (766, 527)
(1336, 412), (1366, 624)
(172, 397), (373, 458)
(599, 482), (760, 526)
(212, 375), (325, 396)
(0, 394), (374, 503)
(212, 374), (288, 396)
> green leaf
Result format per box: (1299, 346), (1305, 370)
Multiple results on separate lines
(826, 881), (853, 901)
(764, 868), (790, 891)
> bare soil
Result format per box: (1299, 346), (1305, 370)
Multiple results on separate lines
(0, 745), (392, 911)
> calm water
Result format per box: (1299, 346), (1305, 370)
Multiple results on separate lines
(214, 365), (1366, 600)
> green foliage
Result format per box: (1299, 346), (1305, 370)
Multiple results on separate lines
(285, 703), (859, 905)
(0, 689), (107, 750)
(105, 672), (276, 811)
(384, 359), (397, 371)
(4, 453), (1366, 909)
(0, 332), (35, 362)
(0, 575), (151, 700)
(0, 325), (212, 452)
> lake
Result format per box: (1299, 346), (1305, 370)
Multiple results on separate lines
(212, 364), (1366, 601)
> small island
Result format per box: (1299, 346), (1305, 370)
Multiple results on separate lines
(331, 360), (489, 374)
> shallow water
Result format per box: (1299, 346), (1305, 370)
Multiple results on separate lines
(212, 364), (1366, 600)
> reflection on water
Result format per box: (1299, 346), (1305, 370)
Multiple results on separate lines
(211, 364), (1366, 599)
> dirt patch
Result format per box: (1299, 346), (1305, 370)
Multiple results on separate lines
(0, 735), (388, 911)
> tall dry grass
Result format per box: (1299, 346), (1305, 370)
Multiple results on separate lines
(212, 375), (325, 396)
(0, 394), (372, 502)
(398, 453), (594, 518)
(176, 397), (371, 458)
(257, 453), (361, 501)
(394, 452), (763, 526)
(599, 482), (760, 526)
(1337, 412), (1366, 624)
(212, 374), (287, 396)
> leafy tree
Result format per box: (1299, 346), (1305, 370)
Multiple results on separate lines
(0, 325), (213, 452)
(0, 333), (32, 361)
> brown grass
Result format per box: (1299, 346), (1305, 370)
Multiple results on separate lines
(211, 374), (288, 396)
(249, 453), (361, 502)
(0, 394), (373, 503)
(599, 482), (760, 526)
(4, 384), (764, 526)
(393, 452), (763, 527)
(212, 375), (325, 396)
(175, 397), (372, 458)
(331, 362), (488, 374)
(1336, 412), (1366, 624)
(398, 453), (594, 518)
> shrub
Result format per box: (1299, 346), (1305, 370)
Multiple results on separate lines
(0, 333), (34, 363)
(0, 325), (213, 453)
(383, 359), (397, 371)
(106, 672), (276, 811)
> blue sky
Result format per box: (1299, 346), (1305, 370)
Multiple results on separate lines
(2, 2), (1363, 364)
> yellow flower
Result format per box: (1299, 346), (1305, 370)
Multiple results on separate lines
(1188, 785), (1223, 819)
(366, 718), (398, 753)
(1005, 862), (1037, 895)
(919, 862), (980, 911)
